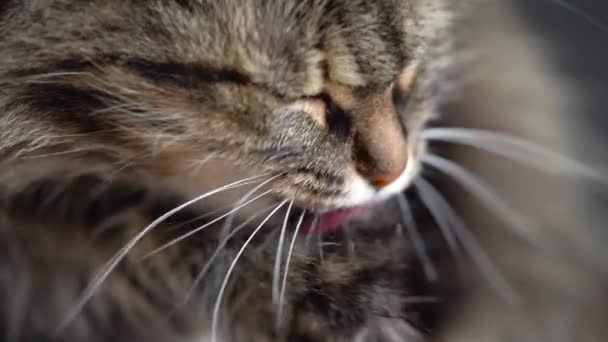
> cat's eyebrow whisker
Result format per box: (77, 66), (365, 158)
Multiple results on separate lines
(57, 174), (267, 333)
(179, 204), (278, 308)
(414, 177), (520, 306)
(397, 194), (438, 282)
(140, 189), (273, 260)
(272, 199), (294, 306)
(422, 127), (608, 185)
(277, 210), (306, 330)
(422, 154), (545, 247)
(211, 199), (289, 342)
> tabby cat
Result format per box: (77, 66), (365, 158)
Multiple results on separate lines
(0, 1), (606, 342)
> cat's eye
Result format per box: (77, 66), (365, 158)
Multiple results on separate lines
(391, 62), (418, 117)
(391, 82), (410, 115)
(316, 93), (352, 140)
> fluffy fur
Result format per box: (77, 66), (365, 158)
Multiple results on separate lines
(0, 1), (606, 342)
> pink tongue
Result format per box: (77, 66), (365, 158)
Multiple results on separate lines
(301, 206), (369, 236)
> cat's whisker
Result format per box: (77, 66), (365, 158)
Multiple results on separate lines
(422, 127), (608, 185)
(318, 230), (325, 262)
(179, 204), (278, 308)
(211, 199), (289, 342)
(413, 179), (462, 260)
(57, 175), (266, 333)
(277, 210), (306, 330)
(304, 215), (319, 249)
(165, 202), (235, 233)
(422, 154), (544, 246)
(396, 194), (438, 282)
(141, 189), (273, 260)
(272, 199), (295, 306)
(219, 175), (282, 239)
(550, 0), (608, 33)
(414, 177), (520, 305)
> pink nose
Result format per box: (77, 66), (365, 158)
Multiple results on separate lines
(370, 169), (404, 189)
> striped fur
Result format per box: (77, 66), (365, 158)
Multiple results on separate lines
(1, 1), (607, 342)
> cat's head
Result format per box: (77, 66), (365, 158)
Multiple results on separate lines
(0, 0), (450, 224)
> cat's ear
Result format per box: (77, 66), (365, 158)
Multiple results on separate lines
(351, 318), (423, 342)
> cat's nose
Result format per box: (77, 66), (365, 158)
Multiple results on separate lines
(325, 64), (416, 190)
(354, 127), (408, 189)
(352, 86), (408, 189)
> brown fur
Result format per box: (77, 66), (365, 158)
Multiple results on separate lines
(1, 1), (607, 342)
(0, 1), (448, 341)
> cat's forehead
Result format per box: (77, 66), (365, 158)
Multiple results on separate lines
(154, 1), (418, 96)
(12, 0), (445, 97)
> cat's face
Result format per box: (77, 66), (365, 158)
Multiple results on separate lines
(1, 0), (448, 222)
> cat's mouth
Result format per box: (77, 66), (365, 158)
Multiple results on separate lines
(298, 204), (372, 236)
(272, 200), (379, 237)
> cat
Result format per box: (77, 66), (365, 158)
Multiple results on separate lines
(0, 0), (607, 342)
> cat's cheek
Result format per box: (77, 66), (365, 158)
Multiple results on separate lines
(165, 157), (274, 213)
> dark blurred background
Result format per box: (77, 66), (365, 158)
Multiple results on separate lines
(516, 0), (608, 153)
(520, 0), (608, 86)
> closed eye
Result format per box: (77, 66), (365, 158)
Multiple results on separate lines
(315, 93), (352, 140)
(391, 82), (410, 115)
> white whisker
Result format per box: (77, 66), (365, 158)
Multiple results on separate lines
(422, 127), (608, 185)
(57, 175), (266, 332)
(422, 154), (544, 246)
(397, 194), (438, 282)
(304, 215), (319, 250)
(318, 224), (324, 262)
(414, 177), (520, 305)
(550, 0), (608, 33)
(220, 175), (281, 239)
(180, 204), (278, 308)
(141, 189), (273, 259)
(277, 210), (306, 329)
(272, 199), (294, 305)
(414, 179), (461, 259)
(211, 199), (289, 342)
(166, 204), (232, 232)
